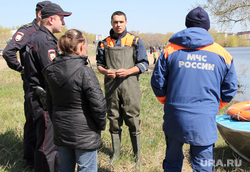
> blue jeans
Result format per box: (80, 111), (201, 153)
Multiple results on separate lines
(163, 135), (214, 172)
(58, 147), (97, 172)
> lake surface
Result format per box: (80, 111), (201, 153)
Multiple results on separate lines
(226, 47), (250, 102)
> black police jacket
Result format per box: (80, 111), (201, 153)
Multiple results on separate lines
(24, 25), (59, 88)
(3, 19), (39, 72)
(42, 54), (107, 150)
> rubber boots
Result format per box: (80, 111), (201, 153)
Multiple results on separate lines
(109, 134), (121, 165)
(130, 134), (141, 164)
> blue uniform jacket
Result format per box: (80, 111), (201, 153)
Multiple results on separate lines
(151, 27), (238, 146)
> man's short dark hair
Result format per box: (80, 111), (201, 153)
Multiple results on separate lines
(111, 11), (127, 21)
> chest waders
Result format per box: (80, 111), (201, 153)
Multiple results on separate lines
(104, 43), (141, 164)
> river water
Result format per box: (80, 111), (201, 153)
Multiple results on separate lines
(226, 47), (250, 102)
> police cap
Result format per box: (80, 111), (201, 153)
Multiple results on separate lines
(41, 3), (72, 19)
(36, 1), (52, 12)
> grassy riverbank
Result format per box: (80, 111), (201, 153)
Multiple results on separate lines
(0, 55), (250, 171)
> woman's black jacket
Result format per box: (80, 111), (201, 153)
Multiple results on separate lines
(42, 54), (106, 150)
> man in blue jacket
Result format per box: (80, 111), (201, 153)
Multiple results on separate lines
(151, 7), (237, 171)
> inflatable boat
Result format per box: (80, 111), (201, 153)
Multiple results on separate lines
(216, 114), (250, 162)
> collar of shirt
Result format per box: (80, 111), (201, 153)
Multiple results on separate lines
(32, 19), (40, 30)
(110, 28), (127, 40)
(39, 25), (58, 42)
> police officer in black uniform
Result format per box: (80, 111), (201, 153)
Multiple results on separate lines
(2, 1), (52, 168)
(24, 3), (72, 172)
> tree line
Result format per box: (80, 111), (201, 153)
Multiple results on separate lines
(0, 25), (249, 50)
(132, 29), (250, 49)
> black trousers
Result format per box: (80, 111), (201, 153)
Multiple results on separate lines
(22, 75), (36, 166)
(26, 89), (59, 172)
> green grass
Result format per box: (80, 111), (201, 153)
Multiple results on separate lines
(0, 65), (31, 172)
(1, 56), (250, 172)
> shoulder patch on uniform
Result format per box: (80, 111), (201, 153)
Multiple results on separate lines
(15, 32), (24, 42)
(48, 49), (56, 61)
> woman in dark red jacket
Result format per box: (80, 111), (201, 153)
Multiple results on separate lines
(42, 29), (106, 172)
